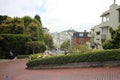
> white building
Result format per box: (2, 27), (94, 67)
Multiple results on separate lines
(91, 0), (120, 49)
(51, 32), (60, 49)
(51, 29), (77, 49)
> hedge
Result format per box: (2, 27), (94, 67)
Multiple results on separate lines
(17, 55), (29, 59)
(0, 34), (30, 57)
(26, 49), (120, 68)
(0, 34), (31, 58)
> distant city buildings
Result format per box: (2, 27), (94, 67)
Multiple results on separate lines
(51, 29), (91, 49)
(45, 1), (120, 50)
(51, 29), (77, 49)
(91, 1), (120, 49)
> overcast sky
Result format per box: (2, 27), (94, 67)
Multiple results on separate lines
(0, 0), (120, 33)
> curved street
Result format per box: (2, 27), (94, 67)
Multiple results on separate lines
(0, 59), (120, 80)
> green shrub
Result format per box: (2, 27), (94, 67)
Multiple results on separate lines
(26, 49), (120, 68)
(30, 53), (52, 60)
(30, 53), (43, 60)
(17, 55), (29, 59)
(25, 41), (46, 54)
(102, 40), (114, 49)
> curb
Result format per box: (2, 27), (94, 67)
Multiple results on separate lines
(0, 59), (27, 64)
(0, 59), (11, 63)
(27, 61), (120, 69)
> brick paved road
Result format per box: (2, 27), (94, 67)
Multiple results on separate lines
(0, 59), (120, 80)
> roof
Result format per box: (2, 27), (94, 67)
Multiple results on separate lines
(100, 10), (110, 17)
(62, 29), (78, 33)
(99, 26), (109, 28)
(117, 5), (120, 10)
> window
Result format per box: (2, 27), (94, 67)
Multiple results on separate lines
(102, 27), (108, 34)
(101, 39), (106, 43)
(79, 38), (83, 44)
(79, 33), (83, 37)
(102, 15), (109, 22)
(96, 32), (100, 35)
(96, 38), (99, 40)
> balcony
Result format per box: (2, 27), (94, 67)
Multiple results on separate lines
(101, 34), (106, 40)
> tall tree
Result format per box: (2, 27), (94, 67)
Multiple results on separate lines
(28, 21), (39, 41)
(25, 41), (46, 53)
(22, 16), (44, 41)
(44, 33), (54, 49)
(0, 17), (25, 34)
(102, 26), (120, 49)
(34, 14), (42, 25)
(60, 40), (70, 49)
(22, 16), (32, 29)
(0, 15), (8, 24)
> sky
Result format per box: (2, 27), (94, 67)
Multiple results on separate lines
(0, 0), (120, 33)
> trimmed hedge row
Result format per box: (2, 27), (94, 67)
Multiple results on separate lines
(26, 49), (120, 68)
(0, 34), (30, 58)
(17, 55), (29, 59)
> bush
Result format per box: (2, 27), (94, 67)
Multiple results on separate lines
(102, 40), (114, 49)
(26, 49), (120, 68)
(30, 53), (52, 60)
(102, 26), (120, 49)
(70, 44), (91, 54)
(17, 55), (29, 59)
(25, 41), (47, 54)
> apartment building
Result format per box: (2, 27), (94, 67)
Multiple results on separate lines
(91, 1), (120, 49)
(72, 30), (91, 48)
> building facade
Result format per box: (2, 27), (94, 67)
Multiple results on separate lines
(51, 29), (77, 49)
(91, 1), (120, 49)
(72, 30), (91, 48)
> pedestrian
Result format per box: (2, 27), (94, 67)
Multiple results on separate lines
(64, 49), (68, 55)
(9, 50), (13, 59)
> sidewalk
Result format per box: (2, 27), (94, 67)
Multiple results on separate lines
(0, 57), (17, 63)
(0, 59), (11, 63)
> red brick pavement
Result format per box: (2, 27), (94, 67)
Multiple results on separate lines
(0, 59), (120, 80)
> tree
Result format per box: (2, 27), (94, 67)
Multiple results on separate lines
(102, 26), (120, 49)
(77, 44), (90, 53)
(25, 41), (46, 54)
(0, 15), (8, 24)
(33, 19), (44, 41)
(0, 15), (45, 58)
(12, 17), (25, 34)
(28, 21), (39, 41)
(22, 16), (44, 41)
(102, 40), (113, 49)
(60, 40), (70, 49)
(34, 14), (42, 25)
(44, 33), (54, 49)
(0, 16), (25, 34)
(22, 16), (32, 29)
